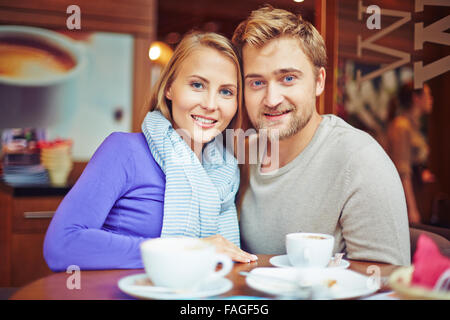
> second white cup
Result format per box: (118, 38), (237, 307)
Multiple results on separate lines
(286, 232), (334, 268)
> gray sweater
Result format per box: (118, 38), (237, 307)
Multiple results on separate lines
(240, 115), (411, 266)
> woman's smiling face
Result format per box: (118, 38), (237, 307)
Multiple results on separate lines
(165, 46), (238, 147)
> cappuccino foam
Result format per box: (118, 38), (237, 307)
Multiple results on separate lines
(0, 37), (76, 80)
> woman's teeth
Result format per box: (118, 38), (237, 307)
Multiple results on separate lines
(192, 115), (217, 124)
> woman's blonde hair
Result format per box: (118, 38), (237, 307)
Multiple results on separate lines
(232, 5), (327, 74)
(148, 31), (243, 131)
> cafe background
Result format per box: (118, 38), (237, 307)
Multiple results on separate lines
(0, 0), (448, 290)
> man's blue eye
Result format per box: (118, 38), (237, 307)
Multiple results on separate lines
(254, 80), (262, 86)
(285, 76), (294, 82)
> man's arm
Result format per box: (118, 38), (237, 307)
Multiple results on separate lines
(340, 141), (411, 266)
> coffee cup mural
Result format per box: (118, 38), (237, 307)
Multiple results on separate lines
(0, 25), (87, 129)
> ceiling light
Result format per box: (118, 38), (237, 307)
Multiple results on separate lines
(149, 45), (161, 61)
(148, 41), (173, 65)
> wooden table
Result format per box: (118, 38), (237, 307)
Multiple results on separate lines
(10, 255), (399, 300)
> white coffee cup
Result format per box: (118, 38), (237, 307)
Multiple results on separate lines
(286, 233), (334, 268)
(140, 237), (233, 290)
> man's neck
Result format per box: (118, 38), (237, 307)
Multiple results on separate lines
(261, 112), (323, 172)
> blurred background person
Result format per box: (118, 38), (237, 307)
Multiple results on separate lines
(386, 82), (435, 224)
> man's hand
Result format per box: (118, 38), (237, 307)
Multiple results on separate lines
(201, 235), (258, 263)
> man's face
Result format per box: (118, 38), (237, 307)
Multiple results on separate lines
(242, 36), (325, 139)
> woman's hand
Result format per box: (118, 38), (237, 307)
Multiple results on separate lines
(408, 207), (422, 224)
(201, 235), (258, 263)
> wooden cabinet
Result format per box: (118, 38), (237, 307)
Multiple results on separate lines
(0, 184), (69, 287)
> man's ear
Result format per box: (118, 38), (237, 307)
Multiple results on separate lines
(315, 67), (326, 97)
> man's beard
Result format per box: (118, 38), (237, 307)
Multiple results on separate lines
(254, 103), (314, 140)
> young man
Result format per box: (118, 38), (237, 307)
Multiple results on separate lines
(232, 5), (410, 265)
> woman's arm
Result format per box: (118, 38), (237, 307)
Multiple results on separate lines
(400, 173), (422, 224)
(388, 120), (421, 223)
(43, 133), (147, 271)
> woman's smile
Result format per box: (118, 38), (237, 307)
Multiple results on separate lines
(191, 114), (218, 128)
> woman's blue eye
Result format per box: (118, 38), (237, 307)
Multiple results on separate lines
(192, 82), (203, 89)
(220, 89), (233, 96)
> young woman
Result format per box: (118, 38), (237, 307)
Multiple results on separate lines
(44, 32), (256, 271)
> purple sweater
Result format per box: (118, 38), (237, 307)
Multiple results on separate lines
(43, 132), (165, 271)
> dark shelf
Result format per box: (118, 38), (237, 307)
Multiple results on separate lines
(0, 181), (72, 197)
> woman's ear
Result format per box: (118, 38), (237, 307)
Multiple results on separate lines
(165, 86), (172, 101)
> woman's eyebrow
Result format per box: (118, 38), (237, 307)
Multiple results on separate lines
(189, 75), (236, 88)
(221, 83), (237, 89)
(188, 75), (210, 83)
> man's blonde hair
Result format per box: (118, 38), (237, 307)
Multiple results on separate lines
(148, 31), (243, 131)
(232, 5), (327, 73)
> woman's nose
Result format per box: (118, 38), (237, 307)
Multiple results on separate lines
(201, 92), (218, 111)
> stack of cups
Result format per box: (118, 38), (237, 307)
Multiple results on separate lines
(39, 139), (73, 186)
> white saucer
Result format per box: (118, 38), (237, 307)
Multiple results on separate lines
(269, 255), (350, 269)
(118, 273), (232, 300)
(246, 267), (378, 299)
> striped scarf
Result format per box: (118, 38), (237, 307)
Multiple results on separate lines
(141, 111), (241, 247)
